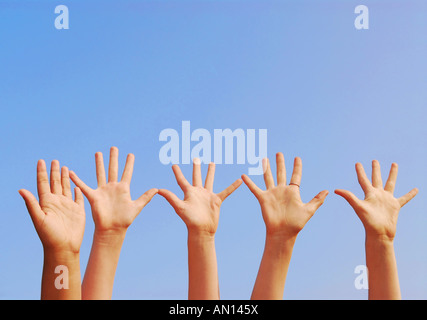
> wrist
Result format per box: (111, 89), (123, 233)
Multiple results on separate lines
(265, 228), (298, 243)
(265, 232), (297, 249)
(365, 232), (395, 245)
(365, 233), (395, 255)
(43, 248), (80, 265)
(93, 228), (127, 248)
(41, 240), (82, 257)
(187, 227), (215, 240)
(187, 228), (216, 243)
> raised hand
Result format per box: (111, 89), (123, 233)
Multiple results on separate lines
(19, 160), (85, 253)
(19, 159), (85, 299)
(335, 160), (418, 300)
(69, 147), (157, 234)
(335, 160), (418, 241)
(69, 147), (158, 300)
(158, 159), (242, 236)
(242, 153), (328, 300)
(242, 153), (328, 238)
(158, 159), (242, 300)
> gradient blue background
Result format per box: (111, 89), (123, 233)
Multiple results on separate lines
(1, 0), (426, 299)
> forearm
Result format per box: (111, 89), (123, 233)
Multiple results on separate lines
(187, 230), (219, 300)
(82, 229), (126, 300)
(365, 234), (401, 300)
(41, 249), (81, 300)
(251, 233), (296, 300)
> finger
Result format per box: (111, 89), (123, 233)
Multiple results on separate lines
(306, 190), (329, 213)
(74, 187), (85, 207)
(241, 174), (263, 199)
(108, 146), (119, 183)
(121, 153), (135, 184)
(95, 152), (107, 187)
(192, 158), (202, 187)
(276, 152), (286, 186)
(371, 160), (383, 189)
(384, 163), (398, 193)
(18, 189), (45, 226)
(37, 160), (50, 198)
(398, 188), (418, 207)
(61, 166), (72, 198)
(217, 179), (242, 202)
(158, 188), (185, 214)
(135, 188), (158, 210)
(172, 165), (191, 191)
(262, 158), (275, 189)
(204, 162), (215, 191)
(355, 163), (372, 194)
(69, 170), (93, 200)
(289, 157), (302, 186)
(334, 189), (362, 210)
(50, 160), (62, 195)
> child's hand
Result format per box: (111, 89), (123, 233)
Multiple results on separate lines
(335, 160), (418, 241)
(242, 153), (328, 239)
(19, 160), (85, 254)
(158, 159), (242, 236)
(69, 147), (158, 235)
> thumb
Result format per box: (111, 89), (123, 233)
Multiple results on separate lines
(334, 189), (362, 210)
(398, 187), (418, 208)
(135, 188), (158, 210)
(18, 189), (45, 227)
(158, 189), (185, 215)
(306, 190), (329, 214)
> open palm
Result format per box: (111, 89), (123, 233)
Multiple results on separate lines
(69, 147), (158, 233)
(242, 153), (328, 237)
(158, 159), (242, 235)
(19, 160), (85, 253)
(335, 160), (418, 240)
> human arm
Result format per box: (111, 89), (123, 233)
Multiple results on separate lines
(69, 147), (158, 300)
(335, 160), (418, 300)
(158, 159), (242, 300)
(242, 153), (328, 300)
(19, 160), (85, 300)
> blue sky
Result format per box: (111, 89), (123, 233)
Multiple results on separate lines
(0, 0), (426, 299)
